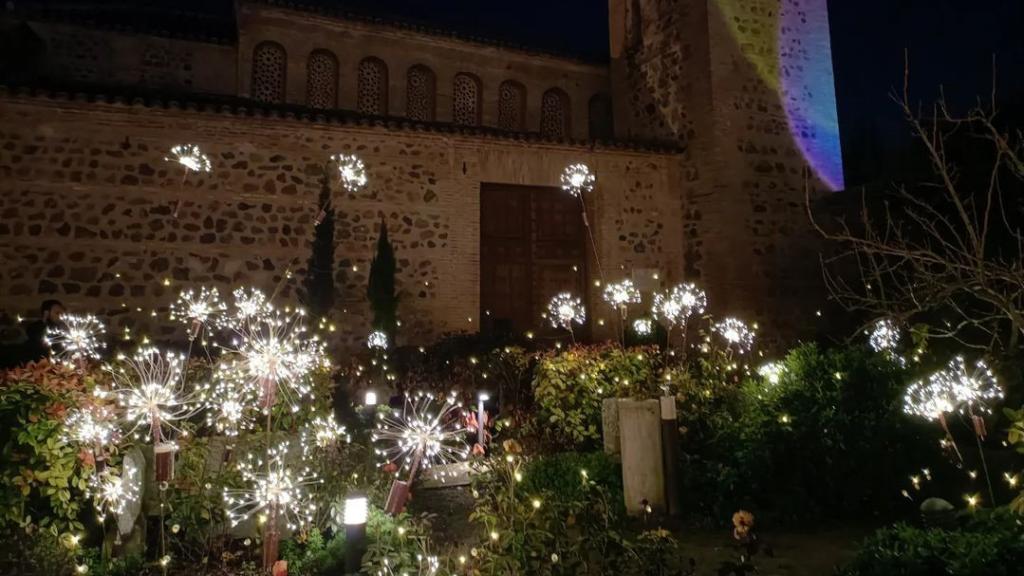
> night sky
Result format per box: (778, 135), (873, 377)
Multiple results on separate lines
(14, 0), (1022, 187)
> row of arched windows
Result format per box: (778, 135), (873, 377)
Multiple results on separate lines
(251, 42), (614, 140)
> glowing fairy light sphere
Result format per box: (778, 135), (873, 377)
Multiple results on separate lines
(89, 463), (140, 522)
(170, 286), (226, 338)
(373, 392), (469, 476)
(905, 356), (1003, 420)
(546, 293), (586, 331)
(218, 294), (326, 412)
(65, 404), (118, 450)
(201, 361), (257, 437)
(46, 314), (106, 366)
(224, 443), (319, 530)
(632, 318), (654, 336)
(602, 279), (641, 310)
(331, 153), (368, 192)
(367, 330), (389, 351)
(652, 283), (707, 327)
(868, 318), (901, 354)
(304, 414), (350, 450)
(560, 163), (595, 197)
(166, 144), (212, 173)
(713, 317), (755, 353)
(758, 362), (785, 386)
(104, 347), (199, 443)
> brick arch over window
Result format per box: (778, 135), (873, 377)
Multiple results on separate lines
(540, 88), (570, 139)
(252, 41), (286, 104)
(497, 80), (526, 131)
(588, 93), (614, 140)
(406, 64), (436, 121)
(306, 49), (338, 109)
(357, 57), (389, 115)
(452, 72), (482, 126)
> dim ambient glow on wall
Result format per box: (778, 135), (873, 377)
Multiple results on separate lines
(712, 0), (845, 191)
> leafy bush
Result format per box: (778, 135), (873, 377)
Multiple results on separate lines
(0, 361), (94, 536)
(680, 343), (936, 522)
(520, 451), (623, 516)
(532, 345), (659, 449)
(841, 510), (1024, 576)
(280, 528), (347, 576)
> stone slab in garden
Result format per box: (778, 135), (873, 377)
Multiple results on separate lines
(419, 461), (474, 488)
(617, 399), (665, 515)
(602, 398), (621, 456)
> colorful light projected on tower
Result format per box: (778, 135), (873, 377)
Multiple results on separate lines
(712, 0), (845, 191)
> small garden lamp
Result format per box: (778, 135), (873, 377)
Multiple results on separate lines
(344, 492), (369, 574)
(477, 392), (490, 448)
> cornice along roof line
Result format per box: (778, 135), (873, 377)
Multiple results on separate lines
(0, 84), (684, 155)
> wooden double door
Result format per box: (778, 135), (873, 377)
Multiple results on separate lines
(480, 184), (588, 337)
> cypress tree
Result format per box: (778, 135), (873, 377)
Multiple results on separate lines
(367, 217), (398, 337)
(301, 168), (336, 320)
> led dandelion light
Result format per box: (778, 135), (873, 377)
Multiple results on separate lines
(201, 361), (258, 437)
(331, 153), (368, 192)
(224, 443), (319, 568)
(868, 318), (900, 353)
(375, 392), (469, 514)
(653, 283), (707, 328)
(560, 163), (595, 197)
(713, 317), (755, 355)
(219, 297), (326, 412)
(546, 292), (586, 340)
(602, 279), (640, 344)
(46, 314), (106, 368)
(104, 346), (200, 445)
(65, 403), (118, 471)
(632, 317), (654, 336)
(230, 286), (271, 322)
(89, 463), (140, 523)
(757, 362), (785, 386)
(367, 330), (389, 351)
(302, 413), (350, 455)
(170, 286), (226, 340)
(905, 357), (1004, 420)
(166, 144), (212, 174)
(166, 144), (212, 217)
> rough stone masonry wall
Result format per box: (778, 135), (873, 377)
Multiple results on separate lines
(0, 94), (681, 349)
(610, 0), (843, 340)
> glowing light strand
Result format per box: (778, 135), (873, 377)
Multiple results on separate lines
(373, 392), (469, 480)
(46, 314), (106, 367)
(103, 346), (201, 444)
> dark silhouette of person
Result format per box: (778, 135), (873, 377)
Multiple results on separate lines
(21, 299), (65, 363)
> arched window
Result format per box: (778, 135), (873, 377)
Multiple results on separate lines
(497, 80), (526, 131)
(588, 93), (614, 140)
(406, 64), (436, 121)
(252, 41), (286, 104)
(540, 88), (570, 139)
(357, 57), (389, 115)
(452, 72), (481, 126)
(306, 49), (338, 109)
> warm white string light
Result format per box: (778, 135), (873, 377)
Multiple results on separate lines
(632, 318), (653, 336)
(713, 317), (755, 354)
(166, 144), (212, 173)
(89, 462), (140, 523)
(652, 283), (707, 328)
(904, 356), (1003, 420)
(374, 392), (469, 479)
(602, 279), (641, 310)
(103, 347), (200, 444)
(560, 163), (596, 197)
(367, 330), (389, 351)
(757, 362), (785, 386)
(170, 286), (226, 339)
(546, 293), (586, 332)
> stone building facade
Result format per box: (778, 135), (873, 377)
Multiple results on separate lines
(0, 0), (843, 348)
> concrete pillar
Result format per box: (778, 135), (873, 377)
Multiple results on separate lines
(602, 397), (621, 456)
(617, 399), (665, 515)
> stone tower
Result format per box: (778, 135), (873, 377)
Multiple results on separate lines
(609, 0), (844, 338)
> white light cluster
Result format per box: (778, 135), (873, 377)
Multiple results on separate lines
(65, 404), (118, 450)
(367, 330), (389, 351)
(331, 153), (368, 192)
(304, 413), (350, 452)
(757, 362), (785, 386)
(46, 314), (106, 366)
(201, 361), (257, 437)
(652, 283), (706, 328)
(632, 318), (653, 336)
(374, 392), (469, 476)
(713, 317), (755, 353)
(602, 279), (641, 310)
(546, 293), (586, 331)
(224, 443), (319, 531)
(904, 356), (1003, 420)
(89, 462), (140, 522)
(166, 144), (212, 173)
(560, 163), (595, 197)
(104, 347), (199, 444)
(170, 286), (226, 337)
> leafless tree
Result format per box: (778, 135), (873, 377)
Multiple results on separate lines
(809, 57), (1024, 354)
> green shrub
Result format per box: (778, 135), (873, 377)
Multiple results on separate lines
(520, 451), (623, 516)
(532, 344), (659, 449)
(0, 361), (94, 536)
(281, 528), (347, 576)
(680, 343), (936, 522)
(841, 510), (1024, 576)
